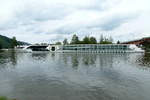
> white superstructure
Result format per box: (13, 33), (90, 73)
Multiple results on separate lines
(47, 44), (144, 53)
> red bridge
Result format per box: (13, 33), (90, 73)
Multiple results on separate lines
(122, 37), (150, 45)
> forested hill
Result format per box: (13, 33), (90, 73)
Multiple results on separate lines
(0, 35), (29, 48)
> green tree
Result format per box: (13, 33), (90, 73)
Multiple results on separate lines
(99, 35), (113, 44)
(0, 42), (2, 49)
(109, 36), (113, 43)
(11, 36), (18, 48)
(55, 42), (62, 45)
(101, 41), (112, 44)
(117, 40), (120, 44)
(63, 38), (68, 45)
(99, 34), (104, 44)
(0, 96), (7, 100)
(142, 41), (150, 51)
(70, 34), (80, 44)
(82, 36), (90, 44)
(89, 37), (97, 44)
(41, 43), (48, 45)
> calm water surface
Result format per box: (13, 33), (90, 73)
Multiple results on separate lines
(0, 50), (150, 100)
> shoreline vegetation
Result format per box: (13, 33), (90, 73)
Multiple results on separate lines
(56, 34), (114, 45)
(0, 35), (29, 49)
(0, 96), (16, 100)
(0, 36), (18, 49)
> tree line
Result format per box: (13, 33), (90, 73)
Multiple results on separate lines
(0, 36), (18, 49)
(55, 34), (114, 45)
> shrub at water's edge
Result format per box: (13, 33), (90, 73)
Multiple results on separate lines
(0, 96), (17, 100)
(0, 96), (7, 100)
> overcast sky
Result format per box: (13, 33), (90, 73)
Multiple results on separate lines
(0, 0), (150, 43)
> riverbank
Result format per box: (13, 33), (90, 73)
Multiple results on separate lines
(0, 50), (4, 53)
(0, 96), (16, 100)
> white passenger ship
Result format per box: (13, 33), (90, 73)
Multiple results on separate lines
(18, 44), (144, 53)
(47, 44), (144, 53)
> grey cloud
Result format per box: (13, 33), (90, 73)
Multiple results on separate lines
(85, 14), (140, 31)
(43, 15), (138, 37)
(53, 25), (81, 35)
(0, 2), (71, 30)
(0, 0), (113, 31)
(100, 15), (137, 31)
(0, 18), (18, 30)
(0, 0), (149, 43)
(16, 5), (70, 22)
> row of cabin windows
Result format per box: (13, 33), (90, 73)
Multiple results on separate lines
(63, 45), (128, 49)
(62, 47), (128, 50)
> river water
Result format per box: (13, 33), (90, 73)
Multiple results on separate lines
(0, 50), (150, 100)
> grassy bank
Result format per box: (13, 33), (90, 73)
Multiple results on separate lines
(0, 96), (7, 100)
(0, 96), (16, 100)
